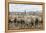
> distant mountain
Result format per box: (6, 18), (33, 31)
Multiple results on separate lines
(9, 11), (42, 16)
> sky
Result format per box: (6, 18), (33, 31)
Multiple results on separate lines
(9, 4), (42, 12)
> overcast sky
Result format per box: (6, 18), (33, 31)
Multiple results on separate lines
(9, 4), (42, 12)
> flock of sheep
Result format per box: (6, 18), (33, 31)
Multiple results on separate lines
(8, 15), (43, 29)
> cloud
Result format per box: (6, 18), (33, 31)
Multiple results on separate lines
(9, 4), (42, 12)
